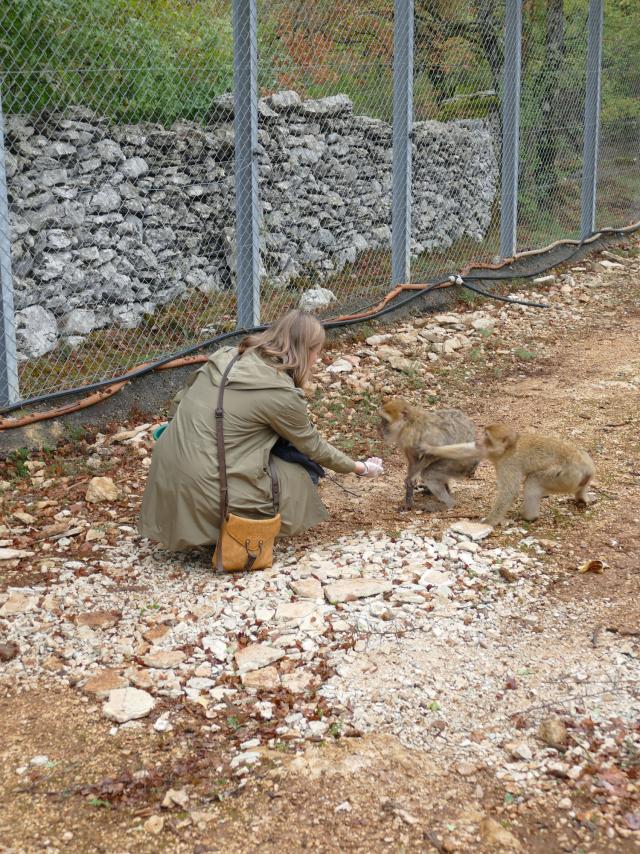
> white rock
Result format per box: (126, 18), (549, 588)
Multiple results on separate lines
(121, 157), (149, 179)
(153, 714), (173, 733)
(290, 577), (323, 599)
(419, 569), (452, 588)
(267, 90), (302, 110)
(0, 548), (34, 561)
(281, 670), (315, 694)
(16, 306), (58, 359)
(202, 636), (228, 660)
(230, 751), (260, 769)
(365, 334), (392, 346)
(275, 601), (319, 625)
(186, 677), (215, 691)
(327, 358), (353, 374)
(255, 701), (274, 719)
(144, 815), (164, 834)
(598, 259), (623, 270)
(103, 688), (155, 723)
(324, 578), (392, 604)
(142, 650), (186, 669)
(235, 644), (285, 674)
(162, 788), (189, 808)
(0, 592), (38, 616)
(510, 742), (533, 761)
(449, 520), (494, 541)
(85, 476), (119, 503)
(30, 755), (50, 766)
(470, 315), (495, 332)
(298, 287), (336, 313)
(62, 309), (96, 335)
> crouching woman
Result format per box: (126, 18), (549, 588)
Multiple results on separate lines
(138, 310), (382, 551)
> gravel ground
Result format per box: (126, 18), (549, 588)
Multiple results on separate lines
(1, 240), (639, 852)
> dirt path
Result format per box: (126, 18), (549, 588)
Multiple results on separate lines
(1, 243), (639, 853)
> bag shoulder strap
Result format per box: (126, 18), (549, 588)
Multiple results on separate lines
(215, 351), (242, 520)
(215, 350), (281, 517)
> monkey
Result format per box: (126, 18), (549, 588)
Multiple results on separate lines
(379, 398), (479, 511)
(420, 423), (595, 526)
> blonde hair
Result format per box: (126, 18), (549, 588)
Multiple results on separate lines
(238, 310), (325, 387)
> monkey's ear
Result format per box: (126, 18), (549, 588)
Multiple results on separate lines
(501, 427), (518, 448)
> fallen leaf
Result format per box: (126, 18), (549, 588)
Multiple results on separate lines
(579, 559), (604, 574)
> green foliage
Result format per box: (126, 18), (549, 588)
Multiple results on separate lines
(1, 0), (234, 124)
(9, 447), (30, 479)
(514, 347), (536, 362)
(87, 797), (111, 808)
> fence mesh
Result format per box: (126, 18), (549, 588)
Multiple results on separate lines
(0, 0), (638, 406)
(517, 1), (588, 249)
(257, 0), (396, 319)
(1, 0), (239, 403)
(597, 0), (640, 230)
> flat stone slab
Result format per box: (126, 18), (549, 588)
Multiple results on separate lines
(0, 592), (38, 616)
(449, 520), (494, 541)
(0, 548), (34, 561)
(103, 687), (155, 723)
(275, 601), (319, 625)
(142, 650), (186, 669)
(419, 569), (453, 588)
(240, 665), (281, 690)
(324, 578), (392, 604)
(84, 669), (128, 699)
(86, 476), (119, 503)
(75, 610), (121, 628)
(290, 577), (323, 599)
(235, 644), (285, 674)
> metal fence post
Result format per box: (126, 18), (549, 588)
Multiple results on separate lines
(233, 0), (260, 328)
(391, 0), (414, 286)
(580, 0), (604, 238)
(0, 85), (19, 407)
(499, 0), (522, 259)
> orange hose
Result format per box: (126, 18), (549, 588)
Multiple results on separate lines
(0, 355), (209, 430)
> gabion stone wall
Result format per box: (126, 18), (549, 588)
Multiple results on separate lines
(6, 92), (497, 360)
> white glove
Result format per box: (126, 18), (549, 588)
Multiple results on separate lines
(357, 457), (384, 478)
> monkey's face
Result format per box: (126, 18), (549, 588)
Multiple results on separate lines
(379, 401), (407, 445)
(379, 411), (397, 443)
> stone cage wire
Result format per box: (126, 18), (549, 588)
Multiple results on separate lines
(0, 0), (638, 409)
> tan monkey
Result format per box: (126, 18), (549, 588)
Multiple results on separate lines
(421, 424), (595, 526)
(379, 398), (479, 510)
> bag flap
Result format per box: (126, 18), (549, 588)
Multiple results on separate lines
(225, 513), (281, 552)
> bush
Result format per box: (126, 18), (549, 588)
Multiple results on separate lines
(0, 0), (234, 125)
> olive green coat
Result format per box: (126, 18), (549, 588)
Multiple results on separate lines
(138, 347), (356, 551)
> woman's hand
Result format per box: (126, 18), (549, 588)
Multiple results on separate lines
(355, 457), (384, 478)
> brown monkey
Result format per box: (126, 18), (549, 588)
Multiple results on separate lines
(379, 398), (479, 510)
(421, 424), (595, 526)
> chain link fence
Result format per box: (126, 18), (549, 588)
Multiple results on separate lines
(0, 0), (638, 408)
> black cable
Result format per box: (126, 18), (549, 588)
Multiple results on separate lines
(1, 280), (450, 415)
(2, 223), (638, 417)
(457, 279), (549, 308)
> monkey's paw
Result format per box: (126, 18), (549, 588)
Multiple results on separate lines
(575, 492), (596, 507)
